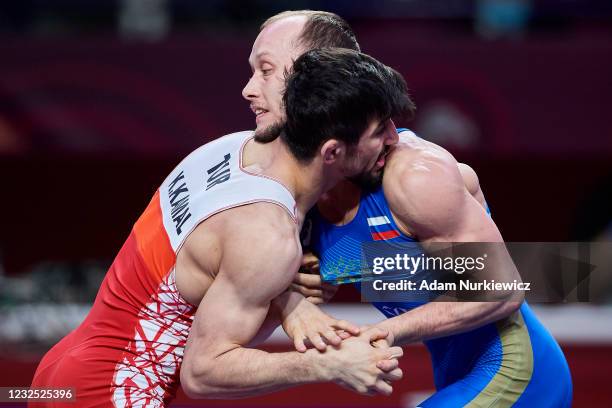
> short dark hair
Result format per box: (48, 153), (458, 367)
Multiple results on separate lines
(261, 10), (360, 52)
(282, 48), (415, 163)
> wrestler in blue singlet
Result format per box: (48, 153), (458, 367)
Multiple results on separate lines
(308, 132), (572, 407)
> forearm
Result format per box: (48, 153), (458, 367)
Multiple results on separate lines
(377, 301), (521, 346)
(182, 346), (328, 399)
(247, 289), (306, 347)
(272, 289), (306, 317)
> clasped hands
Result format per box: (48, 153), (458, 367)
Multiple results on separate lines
(281, 267), (403, 396)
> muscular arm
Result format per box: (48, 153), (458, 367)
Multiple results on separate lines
(378, 149), (523, 346)
(180, 210), (329, 399)
(244, 291), (286, 347)
(180, 205), (402, 398)
(377, 301), (517, 345)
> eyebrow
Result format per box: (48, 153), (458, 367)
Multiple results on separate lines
(255, 50), (273, 60)
(248, 50), (274, 69)
(374, 120), (386, 134)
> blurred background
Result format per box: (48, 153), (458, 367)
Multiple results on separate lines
(0, 0), (611, 407)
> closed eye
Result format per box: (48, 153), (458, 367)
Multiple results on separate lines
(260, 60), (275, 77)
(374, 124), (386, 136)
(376, 118), (391, 135)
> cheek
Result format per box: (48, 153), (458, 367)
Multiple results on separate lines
(356, 144), (376, 163)
(265, 83), (284, 113)
(351, 150), (368, 170)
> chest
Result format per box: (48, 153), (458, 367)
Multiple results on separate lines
(312, 192), (416, 284)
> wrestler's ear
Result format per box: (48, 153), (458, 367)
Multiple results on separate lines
(320, 139), (344, 164)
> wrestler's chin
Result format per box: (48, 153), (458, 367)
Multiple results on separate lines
(254, 121), (284, 143)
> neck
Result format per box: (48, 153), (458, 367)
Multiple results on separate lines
(317, 180), (362, 225)
(243, 137), (339, 222)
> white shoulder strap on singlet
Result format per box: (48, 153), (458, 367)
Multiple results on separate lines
(158, 131), (297, 252)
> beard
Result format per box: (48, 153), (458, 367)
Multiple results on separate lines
(254, 121), (284, 143)
(348, 167), (384, 192)
(347, 144), (389, 191)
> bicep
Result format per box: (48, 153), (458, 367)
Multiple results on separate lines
(434, 192), (501, 243)
(185, 229), (300, 359)
(179, 257), (298, 397)
(187, 271), (272, 359)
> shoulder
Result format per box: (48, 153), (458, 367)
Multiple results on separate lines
(386, 134), (464, 202)
(202, 201), (298, 249)
(183, 201), (300, 269)
(217, 203), (301, 295)
(395, 130), (482, 192)
(180, 130), (254, 159)
(396, 129), (484, 203)
(235, 203), (300, 258)
(182, 202), (301, 300)
(383, 135), (468, 238)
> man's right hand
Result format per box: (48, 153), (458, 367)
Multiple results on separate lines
(317, 327), (404, 396)
(293, 252), (338, 304)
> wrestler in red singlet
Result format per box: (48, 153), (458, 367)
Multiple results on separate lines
(30, 130), (297, 408)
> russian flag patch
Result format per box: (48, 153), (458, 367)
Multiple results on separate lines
(367, 216), (400, 241)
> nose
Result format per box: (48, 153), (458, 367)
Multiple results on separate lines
(386, 120), (400, 145)
(242, 75), (259, 101)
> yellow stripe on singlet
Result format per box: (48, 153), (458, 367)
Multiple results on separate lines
(465, 310), (534, 408)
